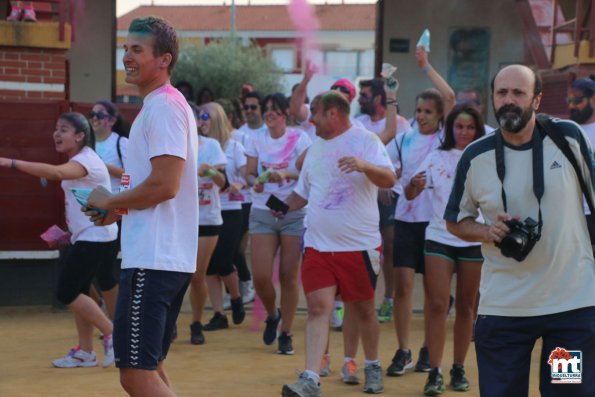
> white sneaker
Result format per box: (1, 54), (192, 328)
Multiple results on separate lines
(240, 280), (255, 304)
(102, 335), (114, 368)
(223, 293), (231, 310)
(52, 347), (97, 368)
(331, 300), (344, 329)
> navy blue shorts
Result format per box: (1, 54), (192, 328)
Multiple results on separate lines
(393, 220), (428, 274)
(113, 268), (191, 370)
(475, 306), (595, 397)
(378, 193), (398, 228)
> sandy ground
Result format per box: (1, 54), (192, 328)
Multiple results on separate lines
(0, 304), (543, 397)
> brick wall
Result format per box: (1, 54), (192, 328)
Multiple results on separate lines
(0, 47), (67, 101)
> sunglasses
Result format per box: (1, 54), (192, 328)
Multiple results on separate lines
(199, 113), (210, 121)
(88, 111), (109, 120)
(331, 85), (351, 96)
(566, 96), (587, 105)
(243, 104), (259, 111)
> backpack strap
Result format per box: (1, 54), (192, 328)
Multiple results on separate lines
(535, 113), (595, 214)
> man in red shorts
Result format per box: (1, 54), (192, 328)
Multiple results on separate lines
(280, 91), (396, 397)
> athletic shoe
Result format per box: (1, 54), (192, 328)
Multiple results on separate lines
(341, 360), (360, 384)
(52, 347), (97, 368)
(21, 5), (37, 22)
(424, 368), (445, 396)
(230, 297), (245, 325)
(263, 309), (281, 345)
(377, 299), (393, 323)
(223, 293), (231, 310)
(203, 312), (229, 331)
(415, 346), (431, 372)
(282, 372), (322, 397)
(331, 304), (344, 330)
(363, 363), (384, 394)
(450, 364), (470, 391)
(277, 332), (294, 355)
(319, 355), (330, 377)
(386, 349), (413, 376)
(102, 334), (114, 368)
(240, 280), (255, 304)
(190, 321), (205, 345)
(6, 5), (21, 21)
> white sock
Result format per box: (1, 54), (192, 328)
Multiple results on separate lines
(303, 370), (320, 383)
(365, 359), (380, 368)
(344, 357), (355, 363)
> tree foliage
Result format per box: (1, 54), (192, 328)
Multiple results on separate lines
(172, 38), (284, 101)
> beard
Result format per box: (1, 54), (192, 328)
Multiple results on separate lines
(494, 104), (534, 133)
(360, 101), (375, 116)
(570, 103), (594, 125)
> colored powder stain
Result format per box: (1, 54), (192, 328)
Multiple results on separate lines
(277, 132), (301, 163)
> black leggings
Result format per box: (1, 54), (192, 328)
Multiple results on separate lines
(56, 240), (119, 305)
(233, 203), (252, 281)
(207, 210), (244, 276)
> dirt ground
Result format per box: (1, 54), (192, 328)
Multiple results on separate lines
(0, 305), (544, 397)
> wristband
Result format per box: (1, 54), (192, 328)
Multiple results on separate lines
(422, 64), (433, 73)
(386, 99), (397, 105)
(11, 159), (16, 169)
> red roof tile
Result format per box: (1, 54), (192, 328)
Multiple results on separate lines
(117, 4), (376, 32)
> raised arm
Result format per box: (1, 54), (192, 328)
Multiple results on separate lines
(416, 46), (456, 116)
(289, 61), (315, 123)
(376, 81), (398, 145)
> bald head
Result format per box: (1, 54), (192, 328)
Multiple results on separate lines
(491, 65), (542, 98)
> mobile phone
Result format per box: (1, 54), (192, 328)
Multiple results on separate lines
(265, 194), (289, 215)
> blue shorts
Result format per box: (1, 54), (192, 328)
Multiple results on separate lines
(475, 306), (595, 397)
(113, 268), (191, 370)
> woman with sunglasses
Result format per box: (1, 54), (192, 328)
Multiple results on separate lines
(245, 93), (312, 355)
(0, 113), (116, 368)
(87, 100), (129, 319)
(186, 103), (228, 345)
(405, 104), (485, 395)
(199, 101), (247, 329)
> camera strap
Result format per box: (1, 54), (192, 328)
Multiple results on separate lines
(494, 127), (543, 238)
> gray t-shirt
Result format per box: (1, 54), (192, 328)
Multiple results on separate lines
(445, 118), (595, 316)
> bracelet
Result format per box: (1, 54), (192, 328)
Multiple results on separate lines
(386, 99), (397, 105)
(11, 159), (16, 169)
(422, 64), (433, 73)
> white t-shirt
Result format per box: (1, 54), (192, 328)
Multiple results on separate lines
(356, 113), (411, 139)
(245, 127), (312, 209)
(198, 136), (227, 226)
(394, 128), (444, 222)
(220, 139), (247, 211)
(62, 146), (118, 243)
(121, 84), (199, 273)
(94, 132), (128, 194)
(295, 126), (394, 251)
(414, 149), (481, 247)
(233, 124), (268, 203)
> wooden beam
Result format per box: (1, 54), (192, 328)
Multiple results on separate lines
(515, 0), (550, 69)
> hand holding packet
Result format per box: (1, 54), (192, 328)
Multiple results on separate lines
(257, 169), (271, 184)
(70, 188), (107, 215)
(40, 224), (71, 248)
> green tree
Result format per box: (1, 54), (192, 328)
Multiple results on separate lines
(172, 38), (284, 101)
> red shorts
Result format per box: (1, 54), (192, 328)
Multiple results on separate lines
(301, 247), (381, 302)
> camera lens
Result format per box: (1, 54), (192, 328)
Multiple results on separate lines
(499, 231), (527, 258)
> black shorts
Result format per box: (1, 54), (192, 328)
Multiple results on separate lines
(393, 220), (428, 274)
(199, 225), (221, 237)
(424, 240), (483, 263)
(55, 240), (119, 305)
(378, 193), (398, 229)
(241, 203), (251, 235)
(114, 268), (191, 370)
(207, 210), (243, 276)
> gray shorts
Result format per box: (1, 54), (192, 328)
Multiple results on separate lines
(249, 207), (305, 237)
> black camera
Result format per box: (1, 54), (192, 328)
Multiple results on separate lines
(495, 217), (540, 262)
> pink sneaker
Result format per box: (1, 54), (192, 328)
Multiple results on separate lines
(6, 5), (22, 21)
(21, 5), (37, 22)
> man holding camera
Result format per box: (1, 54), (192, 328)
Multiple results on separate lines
(445, 64), (595, 397)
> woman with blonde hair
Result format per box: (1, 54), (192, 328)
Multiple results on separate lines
(200, 102), (248, 328)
